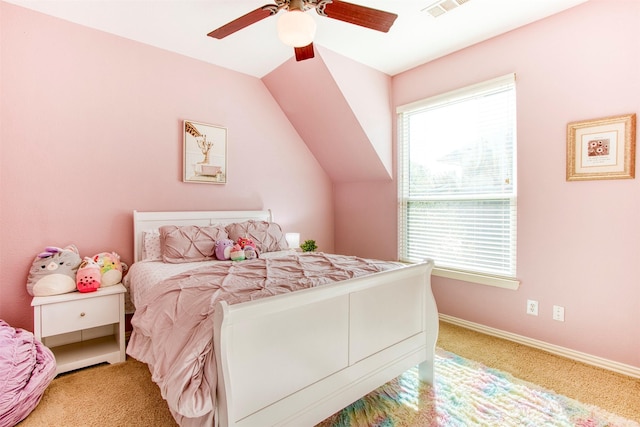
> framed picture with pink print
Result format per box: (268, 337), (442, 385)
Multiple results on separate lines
(566, 113), (636, 181)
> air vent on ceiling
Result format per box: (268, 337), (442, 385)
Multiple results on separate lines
(423, 0), (470, 18)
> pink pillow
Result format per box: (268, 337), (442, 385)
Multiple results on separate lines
(225, 220), (289, 253)
(159, 225), (228, 263)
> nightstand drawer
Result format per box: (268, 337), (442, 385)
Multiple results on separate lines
(41, 294), (120, 337)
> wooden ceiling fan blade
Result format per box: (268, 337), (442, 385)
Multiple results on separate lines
(319, 0), (397, 33)
(295, 43), (315, 61)
(207, 4), (278, 39)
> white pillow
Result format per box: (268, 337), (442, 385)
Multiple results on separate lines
(142, 230), (162, 261)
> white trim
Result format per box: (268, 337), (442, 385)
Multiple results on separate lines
(396, 73), (516, 113)
(434, 268), (520, 290)
(440, 314), (640, 379)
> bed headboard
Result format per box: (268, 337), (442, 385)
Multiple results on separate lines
(132, 209), (273, 263)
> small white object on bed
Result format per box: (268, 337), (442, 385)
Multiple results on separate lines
(127, 210), (438, 427)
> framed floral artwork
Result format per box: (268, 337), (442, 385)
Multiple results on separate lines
(566, 113), (636, 181)
(183, 120), (227, 184)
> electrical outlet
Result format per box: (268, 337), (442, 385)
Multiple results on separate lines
(553, 305), (565, 322)
(526, 300), (538, 316)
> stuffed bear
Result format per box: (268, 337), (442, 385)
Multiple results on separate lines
(92, 252), (123, 287)
(76, 257), (101, 293)
(229, 244), (245, 261)
(27, 245), (82, 296)
(215, 239), (234, 260)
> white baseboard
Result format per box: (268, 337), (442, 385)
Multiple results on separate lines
(439, 314), (640, 379)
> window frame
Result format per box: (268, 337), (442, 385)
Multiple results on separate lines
(397, 74), (520, 290)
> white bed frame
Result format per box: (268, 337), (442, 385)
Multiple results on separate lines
(132, 210), (438, 427)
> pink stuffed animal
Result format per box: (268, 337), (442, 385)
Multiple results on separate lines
(237, 237), (256, 250)
(76, 257), (101, 293)
(237, 237), (258, 260)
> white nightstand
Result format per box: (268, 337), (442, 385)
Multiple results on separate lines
(31, 284), (126, 375)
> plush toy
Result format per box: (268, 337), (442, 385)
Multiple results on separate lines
(237, 237), (258, 260)
(215, 239), (234, 260)
(27, 245), (82, 296)
(229, 244), (245, 261)
(76, 257), (101, 293)
(92, 252), (123, 287)
(243, 246), (257, 260)
(237, 237), (256, 251)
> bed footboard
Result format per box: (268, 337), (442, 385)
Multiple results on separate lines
(213, 259), (437, 427)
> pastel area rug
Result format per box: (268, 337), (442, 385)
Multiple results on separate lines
(316, 349), (639, 427)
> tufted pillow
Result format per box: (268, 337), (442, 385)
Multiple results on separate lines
(159, 225), (228, 263)
(225, 220), (289, 253)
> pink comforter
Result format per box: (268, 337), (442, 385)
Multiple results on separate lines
(0, 320), (56, 427)
(126, 252), (401, 426)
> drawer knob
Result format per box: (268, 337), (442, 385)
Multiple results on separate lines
(80, 312), (86, 317)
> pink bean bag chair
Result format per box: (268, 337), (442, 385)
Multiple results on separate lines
(0, 319), (56, 427)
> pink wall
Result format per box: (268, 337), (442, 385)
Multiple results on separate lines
(262, 48), (392, 183)
(337, 0), (640, 367)
(0, 3), (334, 330)
(319, 46), (394, 178)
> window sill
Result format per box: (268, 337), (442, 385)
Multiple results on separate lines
(433, 267), (520, 290)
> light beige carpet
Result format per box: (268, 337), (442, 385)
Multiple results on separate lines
(18, 321), (640, 426)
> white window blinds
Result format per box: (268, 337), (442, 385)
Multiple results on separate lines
(398, 74), (517, 280)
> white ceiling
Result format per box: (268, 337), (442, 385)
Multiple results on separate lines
(5, 0), (589, 78)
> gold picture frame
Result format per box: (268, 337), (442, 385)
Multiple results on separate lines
(183, 120), (227, 184)
(566, 113), (636, 181)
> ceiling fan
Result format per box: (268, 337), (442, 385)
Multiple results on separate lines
(207, 0), (398, 62)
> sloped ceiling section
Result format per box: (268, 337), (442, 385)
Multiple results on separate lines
(262, 46), (393, 183)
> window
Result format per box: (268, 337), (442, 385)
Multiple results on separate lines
(397, 74), (518, 289)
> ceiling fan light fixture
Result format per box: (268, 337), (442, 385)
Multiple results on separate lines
(277, 10), (316, 47)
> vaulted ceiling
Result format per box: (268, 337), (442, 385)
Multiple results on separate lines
(4, 0), (589, 78)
